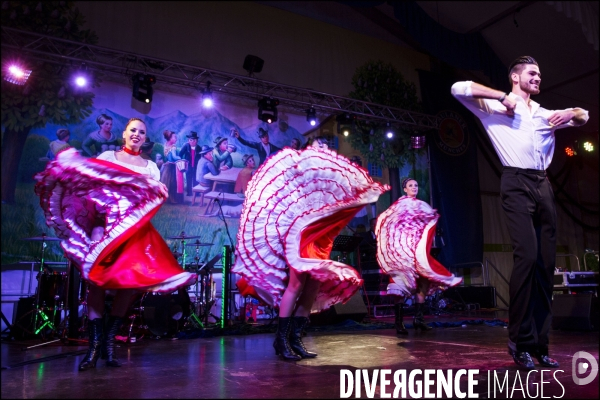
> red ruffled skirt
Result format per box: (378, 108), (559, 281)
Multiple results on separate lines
(232, 146), (389, 312)
(375, 196), (462, 296)
(34, 149), (196, 292)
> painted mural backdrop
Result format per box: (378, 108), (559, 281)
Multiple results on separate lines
(1, 82), (310, 266)
(2, 81), (431, 267)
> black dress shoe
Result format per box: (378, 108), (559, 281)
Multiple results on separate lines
(535, 354), (560, 368)
(508, 349), (535, 369)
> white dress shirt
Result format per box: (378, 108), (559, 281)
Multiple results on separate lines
(451, 81), (588, 170)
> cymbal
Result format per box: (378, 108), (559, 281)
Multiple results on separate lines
(22, 236), (61, 242)
(166, 234), (203, 240)
(185, 241), (213, 247)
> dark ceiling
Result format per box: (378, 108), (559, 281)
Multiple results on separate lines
(258, 1), (599, 136)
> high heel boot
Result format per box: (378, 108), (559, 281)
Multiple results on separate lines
(79, 317), (104, 371)
(394, 304), (408, 335)
(289, 316), (317, 358)
(102, 316), (123, 367)
(413, 303), (432, 331)
(273, 317), (301, 361)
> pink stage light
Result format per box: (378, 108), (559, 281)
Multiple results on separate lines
(5, 64), (32, 85)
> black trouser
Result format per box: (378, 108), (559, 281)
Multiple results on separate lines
(186, 165), (198, 196)
(501, 167), (556, 355)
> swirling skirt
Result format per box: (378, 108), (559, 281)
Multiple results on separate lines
(232, 146), (389, 313)
(375, 196), (462, 297)
(34, 148), (196, 292)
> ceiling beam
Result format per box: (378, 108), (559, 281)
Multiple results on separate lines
(466, 1), (537, 34)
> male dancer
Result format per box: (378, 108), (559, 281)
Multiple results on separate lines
(452, 56), (588, 369)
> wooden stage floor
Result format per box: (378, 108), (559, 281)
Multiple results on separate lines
(1, 310), (598, 399)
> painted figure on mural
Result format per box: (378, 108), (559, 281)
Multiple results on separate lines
(160, 130), (185, 204)
(452, 55), (589, 370)
(231, 127), (282, 166)
(47, 128), (71, 161)
(233, 136), (389, 361)
(82, 113), (120, 157)
(178, 131), (202, 197)
(211, 136), (233, 171)
(34, 118), (196, 372)
(195, 145), (219, 192)
(234, 154), (256, 196)
(375, 177), (462, 336)
(290, 137), (302, 150)
(140, 137), (155, 161)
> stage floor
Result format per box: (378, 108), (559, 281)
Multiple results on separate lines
(1, 311), (598, 399)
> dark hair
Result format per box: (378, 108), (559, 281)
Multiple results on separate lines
(96, 113), (113, 127)
(508, 56), (538, 85)
(163, 129), (176, 141)
(56, 128), (70, 140)
(401, 177), (417, 189)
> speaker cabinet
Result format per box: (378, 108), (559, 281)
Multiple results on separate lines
(443, 286), (497, 309)
(552, 293), (599, 331)
(310, 292), (367, 325)
(243, 55), (264, 74)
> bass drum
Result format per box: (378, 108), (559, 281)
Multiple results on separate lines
(140, 289), (191, 337)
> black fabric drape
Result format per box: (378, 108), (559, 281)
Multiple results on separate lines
(418, 70), (484, 267)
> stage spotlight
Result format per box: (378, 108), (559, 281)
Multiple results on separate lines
(411, 135), (426, 149)
(583, 141), (594, 152)
(385, 122), (393, 139)
(202, 81), (213, 108)
(132, 73), (156, 103)
(72, 63), (89, 88)
(74, 75), (87, 87)
(4, 64), (32, 85)
(336, 113), (356, 136)
(258, 97), (279, 124)
(306, 108), (317, 126)
(565, 146), (576, 157)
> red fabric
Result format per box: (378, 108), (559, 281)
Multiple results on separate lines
(237, 277), (260, 299)
(89, 206), (184, 289)
(425, 223), (452, 277)
(300, 206), (363, 259)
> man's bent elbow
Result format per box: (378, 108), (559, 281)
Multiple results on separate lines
(573, 108), (589, 126)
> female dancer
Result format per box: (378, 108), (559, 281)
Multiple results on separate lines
(233, 137), (389, 360)
(375, 178), (462, 334)
(35, 118), (196, 371)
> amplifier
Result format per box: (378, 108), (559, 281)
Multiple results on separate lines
(554, 271), (599, 288)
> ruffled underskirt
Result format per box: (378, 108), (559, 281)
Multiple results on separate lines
(375, 196), (462, 297)
(34, 148), (196, 292)
(232, 146), (389, 313)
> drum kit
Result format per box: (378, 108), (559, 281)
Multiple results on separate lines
(123, 232), (221, 340)
(12, 232), (220, 345)
(12, 234), (68, 347)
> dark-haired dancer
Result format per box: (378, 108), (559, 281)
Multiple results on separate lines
(233, 138), (389, 361)
(35, 118), (196, 371)
(375, 178), (462, 335)
(452, 56), (588, 369)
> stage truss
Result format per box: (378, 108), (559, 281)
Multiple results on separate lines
(1, 26), (440, 129)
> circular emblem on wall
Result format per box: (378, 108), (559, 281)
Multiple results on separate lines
(434, 110), (469, 156)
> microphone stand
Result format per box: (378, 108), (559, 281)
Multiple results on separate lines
(213, 197), (236, 326)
